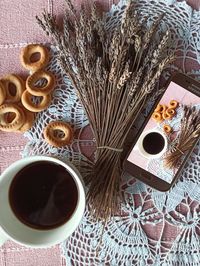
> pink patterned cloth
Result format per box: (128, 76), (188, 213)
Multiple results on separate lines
(0, 0), (199, 265)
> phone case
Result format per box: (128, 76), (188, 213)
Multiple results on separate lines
(123, 72), (200, 191)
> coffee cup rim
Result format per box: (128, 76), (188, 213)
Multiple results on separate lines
(137, 129), (168, 159)
(0, 155), (85, 248)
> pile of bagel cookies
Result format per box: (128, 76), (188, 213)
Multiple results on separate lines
(152, 100), (179, 134)
(0, 44), (54, 133)
(0, 44), (73, 148)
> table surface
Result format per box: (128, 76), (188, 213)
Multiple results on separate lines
(0, 0), (200, 265)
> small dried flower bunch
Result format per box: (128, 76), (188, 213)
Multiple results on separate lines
(165, 105), (200, 169)
(37, 0), (174, 219)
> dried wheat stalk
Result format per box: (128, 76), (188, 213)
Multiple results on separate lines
(37, 0), (174, 219)
(165, 105), (200, 169)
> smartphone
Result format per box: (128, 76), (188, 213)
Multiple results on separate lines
(123, 73), (200, 191)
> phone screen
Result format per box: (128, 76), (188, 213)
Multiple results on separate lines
(127, 81), (200, 184)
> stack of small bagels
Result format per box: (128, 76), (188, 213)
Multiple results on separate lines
(152, 100), (179, 134)
(0, 44), (74, 148)
(0, 44), (55, 133)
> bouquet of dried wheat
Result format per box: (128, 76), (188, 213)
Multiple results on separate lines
(37, 0), (174, 219)
(165, 105), (200, 169)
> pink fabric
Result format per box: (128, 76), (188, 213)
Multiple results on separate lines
(0, 241), (65, 266)
(0, 0), (199, 265)
(185, 0), (200, 9)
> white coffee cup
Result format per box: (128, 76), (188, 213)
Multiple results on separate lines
(135, 129), (168, 159)
(0, 156), (85, 248)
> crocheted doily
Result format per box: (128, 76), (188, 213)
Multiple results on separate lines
(22, 0), (200, 265)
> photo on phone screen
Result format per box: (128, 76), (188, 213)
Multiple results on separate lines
(126, 78), (200, 186)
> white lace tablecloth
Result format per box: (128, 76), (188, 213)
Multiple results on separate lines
(22, 0), (200, 265)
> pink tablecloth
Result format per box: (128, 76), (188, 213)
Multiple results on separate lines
(0, 0), (199, 265)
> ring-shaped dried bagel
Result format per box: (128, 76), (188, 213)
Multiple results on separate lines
(169, 100), (179, 109)
(21, 90), (52, 112)
(154, 104), (162, 112)
(26, 70), (55, 96)
(152, 112), (163, 122)
(0, 80), (6, 105)
(163, 124), (172, 134)
(162, 111), (172, 120)
(17, 110), (35, 132)
(1, 74), (25, 103)
(0, 104), (25, 132)
(166, 108), (176, 117)
(20, 44), (49, 72)
(43, 121), (73, 147)
(159, 104), (167, 113)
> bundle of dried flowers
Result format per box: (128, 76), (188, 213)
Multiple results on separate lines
(37, 0), (174, 219)
(165, 105), (200, 169)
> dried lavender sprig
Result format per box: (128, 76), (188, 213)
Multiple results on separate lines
(37, 0), (175, 219)
(165, 105), (200, 169)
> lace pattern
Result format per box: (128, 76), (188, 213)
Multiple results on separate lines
(22, 0), (200, 265)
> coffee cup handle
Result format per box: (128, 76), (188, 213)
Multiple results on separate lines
(0, 227), (8, 246)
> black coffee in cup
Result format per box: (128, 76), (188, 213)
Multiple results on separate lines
(142, 132), (165, 155)
(9, 161), (78, 230)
